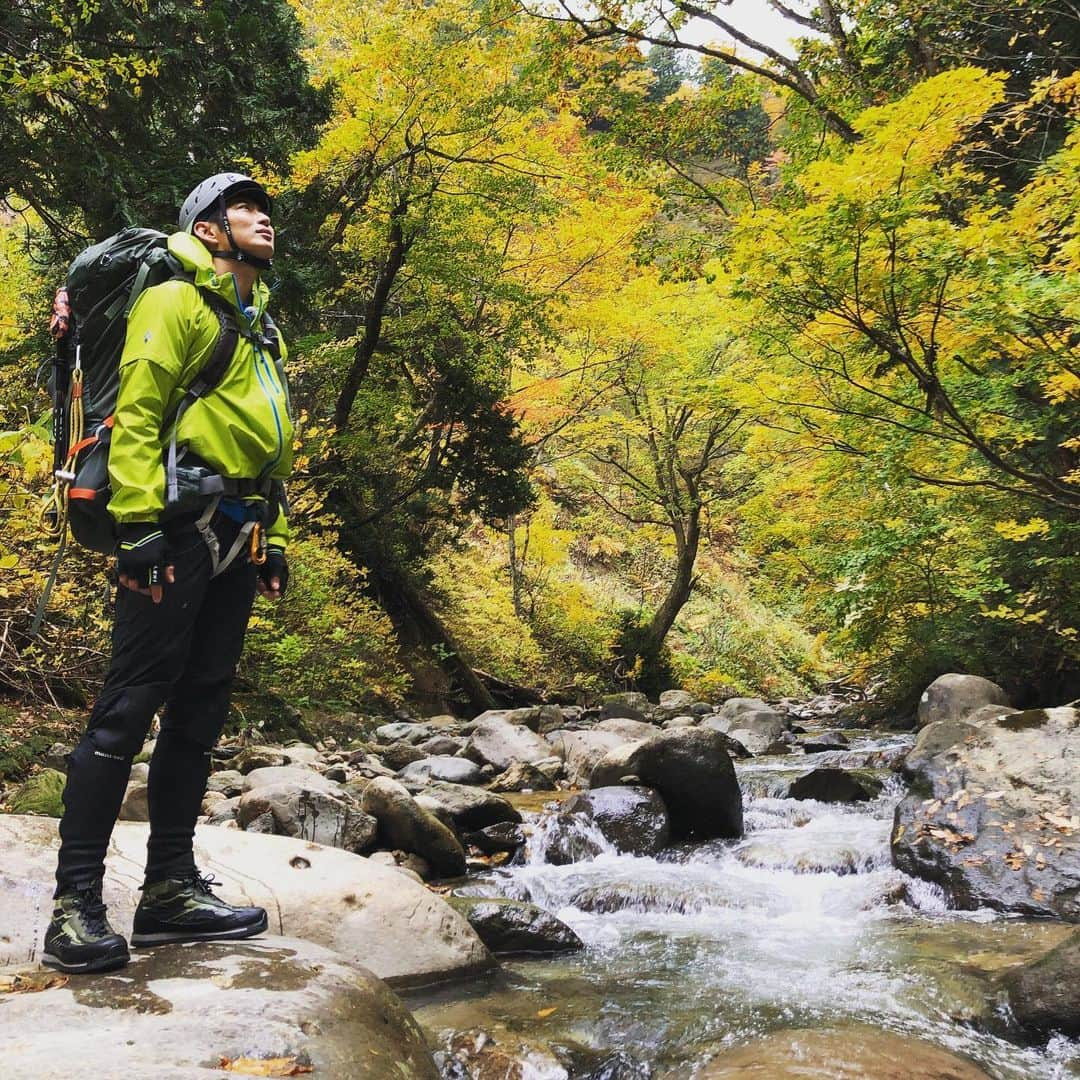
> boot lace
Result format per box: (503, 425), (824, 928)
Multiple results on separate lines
(191, 870), (223, 898)
(73, 884), (110, 937)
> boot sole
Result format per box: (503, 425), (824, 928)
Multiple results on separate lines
(131, 911), (268, 948)
(41, 949), (129, 975)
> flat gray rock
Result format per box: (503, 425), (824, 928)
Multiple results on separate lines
(0, 815), (492, 988)
(3, 936), (438, 1079)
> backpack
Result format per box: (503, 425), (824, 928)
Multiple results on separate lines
(45, 227), (279, 554)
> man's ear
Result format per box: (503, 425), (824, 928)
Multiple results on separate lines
(192, 219), (223, 250)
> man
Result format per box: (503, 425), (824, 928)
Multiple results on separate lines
(43, 173), (294, 974)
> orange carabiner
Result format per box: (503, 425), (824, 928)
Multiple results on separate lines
(250, 521), (267, 565)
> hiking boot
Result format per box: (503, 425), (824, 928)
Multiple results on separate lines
(131, 871), (268, 946)
(42, 883), (130, 974)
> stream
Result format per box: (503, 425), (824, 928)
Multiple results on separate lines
(407, 731), (1080, 1078)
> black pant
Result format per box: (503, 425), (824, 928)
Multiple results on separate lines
(55, 514), (257, 894)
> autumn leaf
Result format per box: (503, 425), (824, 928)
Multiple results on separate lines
(0, 971), (69, 994)
(537, 1007), (558, 1018)
(218, 1057), (313, 1076)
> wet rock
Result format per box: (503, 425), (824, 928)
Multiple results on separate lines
(465, 717), (554, 771)
(734, 840), (868, 876)
(892, 705), (1080, 919)
(801, 731), (850, 753)
(547, 729), (628, 786)
(464, 821), (527, 854)
(7, 769), (65, 817)
(786, 767), (883, 803)
(726, 727), (790, 756)
(2, 815), (493, 986)
(561, 785), (670, 856)
(416, 781), (523, 832)
(447, 896), (583, 954)
(590, 728), (743, 840)
(361, 777), (466, 878)
(398, 755), (484, 786)
(3, 936), (438, 1079)
(378, 741), (428, 771)
(999, 929), (1080, 1040)
(570, 881), (704, 915)
(440, 1030), (569, 1080)
(238, 782), (377, 853)
(206, 769), (245, 797)
(917, 673), (1011, 729)
(488, 760), (555, 793)
(375, 721), (433, 745)
(231, 745), (288, 773)
(678, 1025), (992, 1078)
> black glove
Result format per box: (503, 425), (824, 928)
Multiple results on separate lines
(116, 522), (169, 590)
(258, 544), (288, 597)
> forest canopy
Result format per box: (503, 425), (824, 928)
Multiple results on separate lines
(1, 0), (1077, 715)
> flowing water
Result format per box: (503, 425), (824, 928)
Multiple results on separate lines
(409, 732), (1080, 1078)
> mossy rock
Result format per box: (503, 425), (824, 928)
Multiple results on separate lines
(9, 769), (66, 817)
(225, 691), (316, 744)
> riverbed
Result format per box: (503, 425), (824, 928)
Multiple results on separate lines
(408, 732), (1080, 1078)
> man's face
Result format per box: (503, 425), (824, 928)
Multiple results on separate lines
(223, 195), (275, 260)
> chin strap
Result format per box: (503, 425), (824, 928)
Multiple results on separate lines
(214, 194), (273, 271)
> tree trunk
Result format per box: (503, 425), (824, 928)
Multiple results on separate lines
(637, 506), (701, 660)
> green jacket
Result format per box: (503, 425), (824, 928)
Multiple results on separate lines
(107, 232), (294, 548)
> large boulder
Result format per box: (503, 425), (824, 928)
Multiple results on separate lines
(470, 706), (563, 734)
(243, 765), (339, 792)
(999, 929), (1080, 1040)
(230, 745), (288, 773)
(374, 721), (433, 745)
(596, 717), (660, 742)
(237, 782), (377, 853)
(446, 897), (583, 955)
(674, 1026), (991, 1079)
(398, 755), (485, 786)
(487, 760), (555, 793)
(465, 717), (553, 771)
(547, 729), (627, 786)
(3, 936), (438, 1079)
(714, 697), (785, 727)
(589, 728), (743, 840)
(892, 706), (1080, 919)
(916, 673), (1011, 729)
(902, 719), (979, 780)
(8, 769), (66, 817)
(361, 777), (467, 878)
(0, 815), (493, 987)
(657, 689), (695, 716)
(560, 785), (670, 856)
(415, 781), (522, 832)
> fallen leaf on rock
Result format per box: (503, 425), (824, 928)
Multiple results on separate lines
(0, 971), (69, 994)
(1003, 852), (1025, 870)
(218, 1056), (313, 1076)
(537, 1007), (558, 1018)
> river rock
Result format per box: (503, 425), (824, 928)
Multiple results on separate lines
(715, 697), (786, 727)
(658, 689), (695, 714)
(378, 741), (429, 771)
(231, 745), (288, 773)
(465, 717), (554, 771)
(415, 780), (522, 832)
(398, 755), (485, 785)
(664, 715), (697, 728)
(902, 719), (979, 780)
(727, 727), (790, 756)
(561, 785), (670, 855)
(596, 717), (659, 742)
(238, 782), (377, 853)
(917, 673), (1011, 729)
(281, 742), (321, 766)
(375, 721), (433, 745)
(892, 705), (1080, 919)
(243, 765), (339, 792)
(602, 691), (651, 717)
(0, 815), (492, 987)
(471, 705), (564, 734)
(2, 936), (438, 1079)
(999, 929), (1080, 1039)
(464, 821), (527, 854)
(206, 769), (245, 797)
(8, 769), (66, 817)
(118, 778), (150, 821)
(786, 767), (883, 803)
(361, 777), (466, 878)
(419, 735), (466, 756)
(488, 760), (555, 793)
(677, 1025), (992, 1078)
(447, 896), (583, 954)
(590, 728), (743, 840)
(801, 731), (850, 753)
(205, 795), (242, 825)
(547, 729), (627, 786)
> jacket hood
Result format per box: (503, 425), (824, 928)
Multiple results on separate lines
(167, 231), (270, 316)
